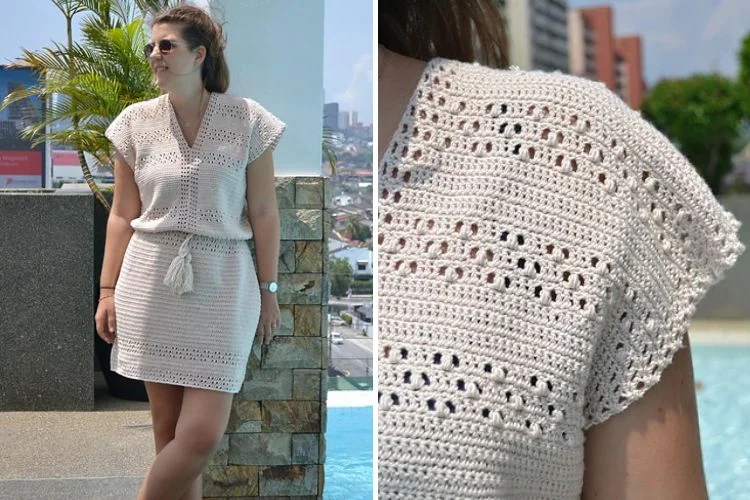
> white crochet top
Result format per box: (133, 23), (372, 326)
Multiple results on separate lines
(105, 92), (284, 295)
(105, 92), (285, 240)
(377, 58), (745, 499)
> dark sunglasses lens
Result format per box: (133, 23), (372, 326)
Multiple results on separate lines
(144, 40), (174, 58)
(158, 40), (174, 53)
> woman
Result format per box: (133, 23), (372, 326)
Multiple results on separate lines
(94, 5), (285, 499)
(377, 1), (745, 499)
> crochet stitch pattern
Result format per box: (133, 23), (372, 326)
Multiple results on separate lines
(377, 58), (745, 499)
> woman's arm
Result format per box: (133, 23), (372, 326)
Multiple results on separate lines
(246, 148), (281, 343)
(582, 334), (708, 500)
(100, 151), (141, 291)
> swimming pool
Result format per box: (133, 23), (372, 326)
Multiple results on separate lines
(692, 343), (750, 498)
(325, 392), (373, 500)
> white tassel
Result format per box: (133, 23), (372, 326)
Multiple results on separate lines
(164, 234), (195, 295)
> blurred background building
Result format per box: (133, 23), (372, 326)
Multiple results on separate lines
(498, 1), (645, 110)
(568, 5), (645, 108)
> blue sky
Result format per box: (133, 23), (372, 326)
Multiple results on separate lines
(569, 0), (748, 85)
(0, 0), (373, 124)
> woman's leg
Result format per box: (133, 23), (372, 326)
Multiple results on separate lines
(136, 386), (233, 500)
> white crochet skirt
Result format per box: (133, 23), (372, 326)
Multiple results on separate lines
(111, 230), (261, 393)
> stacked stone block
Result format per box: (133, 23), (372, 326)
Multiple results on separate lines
(203, 177), (330, 499)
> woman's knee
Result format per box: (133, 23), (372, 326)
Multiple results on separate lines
(177, 420), (226, 457)
(175, 388), (233, 457)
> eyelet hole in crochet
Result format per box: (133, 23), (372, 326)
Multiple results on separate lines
(528, 147), (536, 159)
(384, 214), (392, 223)
(404, 371), (412, 383)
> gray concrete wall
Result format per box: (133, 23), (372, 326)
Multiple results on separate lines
(0, 191), (95, 411)
(695, 194), (750, 319)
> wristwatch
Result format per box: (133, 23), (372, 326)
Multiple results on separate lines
(259, 281), (278, 293)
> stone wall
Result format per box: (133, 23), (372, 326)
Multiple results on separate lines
(203, 176), (330, 498)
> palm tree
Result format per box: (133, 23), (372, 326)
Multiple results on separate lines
(0, 0), (174, 211)
(322, 124), (339, 175)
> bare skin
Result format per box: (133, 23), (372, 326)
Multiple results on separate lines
(377, 45), (709, 499)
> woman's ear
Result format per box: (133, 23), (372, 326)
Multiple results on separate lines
(195, 45), (207, 66)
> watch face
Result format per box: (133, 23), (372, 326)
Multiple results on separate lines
(268, 282), (278, 293)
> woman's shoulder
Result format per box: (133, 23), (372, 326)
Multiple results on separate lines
(429, 57), (634, 120)
(116, 95), (165, 123)
(212, 92), (267, 118)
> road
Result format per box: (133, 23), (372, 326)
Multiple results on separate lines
(328, 331), (373, 378)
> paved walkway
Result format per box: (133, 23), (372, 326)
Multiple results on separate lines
(0, 373), (151, 500)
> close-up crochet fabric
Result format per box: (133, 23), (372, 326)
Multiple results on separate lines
(377, 58), (745, 499)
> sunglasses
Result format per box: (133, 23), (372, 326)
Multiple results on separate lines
(143, 39), (182, 58)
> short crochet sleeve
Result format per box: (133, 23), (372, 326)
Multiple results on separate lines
(583, 106), (746, 429)
(105, 104), (136, 170)
(245, 99), (286, 165)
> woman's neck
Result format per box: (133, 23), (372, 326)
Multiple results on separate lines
(377, 45), (428, 164)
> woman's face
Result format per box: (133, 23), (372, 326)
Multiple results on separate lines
(147, 23), (205, 90)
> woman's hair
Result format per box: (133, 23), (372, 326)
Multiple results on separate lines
(151, 5), (230, 93)
(379, 0), (510, 68)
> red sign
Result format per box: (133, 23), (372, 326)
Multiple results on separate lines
(0, 150), (43, 175)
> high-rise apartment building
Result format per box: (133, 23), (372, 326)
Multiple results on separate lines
(324, 102), (339, 131)
(351, 110), (359, 127)
(338, 110), (350, 131)
(500, 0), (569, 73)
(568, 5), (645, 109)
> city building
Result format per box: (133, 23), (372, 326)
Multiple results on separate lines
(500, 0), (569, 73)
(323, 102), (339, 131)
(568, 5), (645, 109)
(331, 246), (373, 279)
(351, 110), (359, 127)
(338, 110), (350, 131)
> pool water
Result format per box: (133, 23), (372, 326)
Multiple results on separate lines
(324, 406), (373, 499)
(692, 344), (750, 499)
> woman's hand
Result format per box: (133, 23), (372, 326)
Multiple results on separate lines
(95, 295), (117, 344)
(259, 291), (280, 344)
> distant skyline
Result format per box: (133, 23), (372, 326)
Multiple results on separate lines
(568, 0), (748, 86)
(0, 0), (373, 124)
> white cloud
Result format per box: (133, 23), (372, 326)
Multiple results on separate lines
(334, 52), (372, 110)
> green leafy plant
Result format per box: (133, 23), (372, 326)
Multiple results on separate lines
(340, 312), (353, 326)
(640, 74), (744, 195)
(328, 257), (352, 297)
(0, 0), (173, 210)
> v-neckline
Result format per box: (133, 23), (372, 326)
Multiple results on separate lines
(167, 91), (214, 151)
